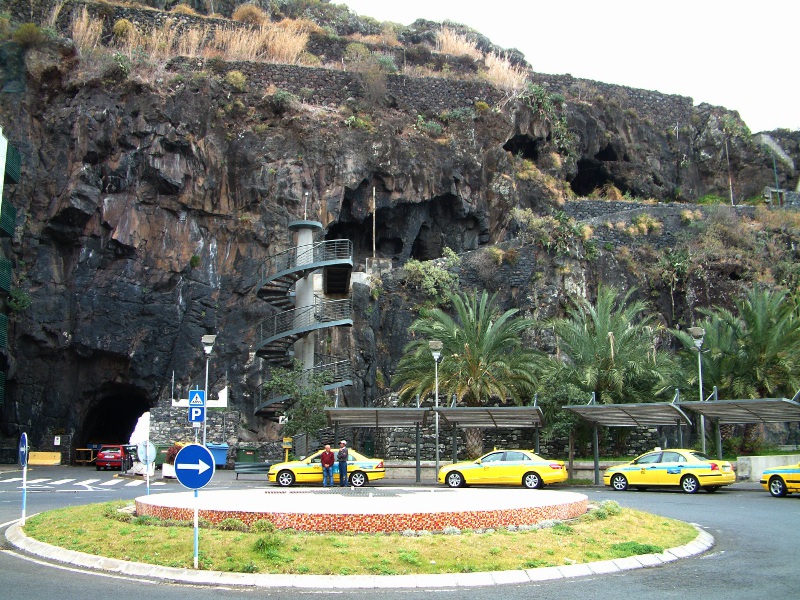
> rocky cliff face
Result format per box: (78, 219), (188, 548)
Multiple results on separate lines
(0, 7), (798, 452)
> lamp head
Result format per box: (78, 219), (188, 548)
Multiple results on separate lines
(686, 327), (704, 349)
(429, 339), (443, 362)
(202, 334), (217, 355)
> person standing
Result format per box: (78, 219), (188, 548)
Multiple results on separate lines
(320, 444), (335, 487)
(337, 440), (349, 487)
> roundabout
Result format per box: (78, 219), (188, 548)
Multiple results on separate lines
(134, 486), (590, 533)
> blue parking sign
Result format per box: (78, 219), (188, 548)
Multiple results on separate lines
(174, 444), (215, 489)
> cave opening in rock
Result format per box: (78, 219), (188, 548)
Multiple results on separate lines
(80, 384), (151, 446)
(595, 143), (619, 162)
(570, 158), (627, 197)
(502, 134), (542, 161)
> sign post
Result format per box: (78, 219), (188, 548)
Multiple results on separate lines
(137, 440), (156, 495)
(174, 444), (215, 569)
(18, 432), (28, 525)
(188, 389), (206, 443)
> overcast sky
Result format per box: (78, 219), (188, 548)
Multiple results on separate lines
(339, 0), (798, 133)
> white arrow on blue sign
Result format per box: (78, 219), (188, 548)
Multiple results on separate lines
(174, 444), (215, 489)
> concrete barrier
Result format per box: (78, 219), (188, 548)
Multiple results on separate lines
(735, 454), (800, 482)
(28, 451), (61, 465)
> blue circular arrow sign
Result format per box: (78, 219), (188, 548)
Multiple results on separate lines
(18, 432), (28, 467)
(173, 444), (215, 490)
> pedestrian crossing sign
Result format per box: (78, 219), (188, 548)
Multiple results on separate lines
(189, 390), (205, 406)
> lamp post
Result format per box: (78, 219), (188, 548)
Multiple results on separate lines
(687, 327), (706, 454)
(429, 340), (443, 475)
(201, 334), (217, 446)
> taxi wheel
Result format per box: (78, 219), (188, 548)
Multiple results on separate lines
(523, 471), (542, 489)
(769, 476), (787, 497)
(349, 471), (367, 487)
(276, 470), (295, 487)
(610, 473), (628, 491)
(446, 471), (465, 488)
(681, 474), (700, 494)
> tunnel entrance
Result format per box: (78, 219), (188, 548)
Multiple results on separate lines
(80, 384), (151, 446)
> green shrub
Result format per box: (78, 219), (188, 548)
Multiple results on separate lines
(263, 89), (297, 115)
(225, 70), (247, 92)
(402, 248), (461, 305)
(218, 518), (249, 532)
(251, 519), (276, 533)
(8, 289), (31, 312)
(189, 254), (201, 268)
(112, 18), (137, 41)
(12, 23), (46, 48)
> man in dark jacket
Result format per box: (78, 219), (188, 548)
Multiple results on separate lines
(320, 444), (335, 487)
(337, 440), (349, 487)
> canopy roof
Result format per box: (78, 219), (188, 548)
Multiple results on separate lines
(434, 406), (544, 428)
(676, 398), (800, 424)
(563, 402), (693, 427)
(325, 407), (430, 428)
(324, 406), (544, 428)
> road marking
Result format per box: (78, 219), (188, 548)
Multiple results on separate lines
(50, 479), (76, 485)
(123, 480), (145, 486)
(99, 479), (124, 487)
(1, 478), (23, 483)
(74, 479), (101, 486)
(23, 478), (51, 484)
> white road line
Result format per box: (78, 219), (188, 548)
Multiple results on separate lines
(49, 479), (76, 485)
(0, 478), (23, 483)
(123, 480), (145, 486)
(99, 479), (124, 487)
(74, 479), (100, 486)
(22, 479), (51, 484)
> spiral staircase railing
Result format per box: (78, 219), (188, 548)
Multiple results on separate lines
(254, 238), (354, 417)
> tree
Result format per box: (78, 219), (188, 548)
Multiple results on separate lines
(675, 286), (800, 452)
(545, 285), (677, 455)
(262, 362), (331, 456)
(393, 290), (542, 458)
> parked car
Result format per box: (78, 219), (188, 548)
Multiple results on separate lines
(604, 448), (735, 493)
(437, 449), (568, 489)
(267, 449), (385, 487)
(759, 461), (800, 497)
(95, 444), (134, 471)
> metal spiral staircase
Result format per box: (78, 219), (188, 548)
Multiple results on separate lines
(254, 220), (354, 417)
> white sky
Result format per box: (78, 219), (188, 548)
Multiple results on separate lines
(339, 0), (798, 133)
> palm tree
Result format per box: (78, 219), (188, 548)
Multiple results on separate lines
(547, 285), (677, 408)
(676, 286), (800, 452)
(393, 290), (542, 458)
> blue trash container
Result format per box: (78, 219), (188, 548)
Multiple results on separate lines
(205, 443), (229, 467)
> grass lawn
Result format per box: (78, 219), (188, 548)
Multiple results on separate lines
(22, 500), (697, 575)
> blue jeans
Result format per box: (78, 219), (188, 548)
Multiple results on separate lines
(322, 465), (333, 487)
(338, 461), (348, 486)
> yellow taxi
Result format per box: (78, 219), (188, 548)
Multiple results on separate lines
(759, 461), (800, 497)
(437, 449), (568, 489)
(604, 448), (735, 494)
(267, 448), (385, 487)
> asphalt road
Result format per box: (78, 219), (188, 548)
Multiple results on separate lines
(0, 465), (797, 600)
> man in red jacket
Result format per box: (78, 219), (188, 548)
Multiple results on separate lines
(320, 444), (335, 487)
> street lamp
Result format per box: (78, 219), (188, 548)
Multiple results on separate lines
(202, 334), (217, 446)
(429, 339), (443, 475)
(687, 327), (706, 454)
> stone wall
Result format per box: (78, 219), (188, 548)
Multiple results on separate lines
(10, 0), (697, 129)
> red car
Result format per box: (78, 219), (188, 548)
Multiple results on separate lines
(95, 445), (133, 471)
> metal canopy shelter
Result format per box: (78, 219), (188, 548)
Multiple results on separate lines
(325, 407), (431, 482)
(325, 407), (430, 428)
(435, 406), (545, 428)
(677, 398), (800, 424)
(563, 403), (693, 428)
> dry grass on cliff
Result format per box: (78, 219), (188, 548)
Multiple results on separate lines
(107, 17), (309, 65)
(70, 7), (102, 54)
(436, 27), (483, 60)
